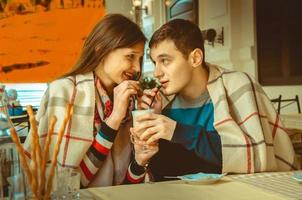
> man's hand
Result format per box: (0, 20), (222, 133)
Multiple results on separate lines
(133, 113), (177, 144)
(137, 87), (162, 114)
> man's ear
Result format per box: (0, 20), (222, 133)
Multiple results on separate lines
(189, 48), (203, 68)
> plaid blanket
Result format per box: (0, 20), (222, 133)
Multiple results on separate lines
(207, 64), (299, 173)
(23, 72), (131, 186)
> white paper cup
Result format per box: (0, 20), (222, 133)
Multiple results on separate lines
(131, 109), (154, 152)
(132, 109), (154, 127)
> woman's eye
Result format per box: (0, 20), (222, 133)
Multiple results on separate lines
(126, 54), (135, 60)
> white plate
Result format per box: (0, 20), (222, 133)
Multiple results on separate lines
(292, 172), (302, 183)
(165, 172), (227, 184)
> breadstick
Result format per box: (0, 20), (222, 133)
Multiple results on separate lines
(9, 127), (39, 199)
(29, 125), (38, 198)
(40, 116), (57, 195)
(27, 105), (42, 198)
(44, 104), (73, 199)
(27, 106), (43, 169)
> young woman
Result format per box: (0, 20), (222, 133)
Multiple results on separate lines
(23, 14), (146, 187)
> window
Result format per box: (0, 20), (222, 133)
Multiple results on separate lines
(256, 0), (302, 85)
(5, 83), (47, 107)
(166, 0), (198, 24)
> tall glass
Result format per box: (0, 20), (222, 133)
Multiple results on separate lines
(52, 167), (81, 200)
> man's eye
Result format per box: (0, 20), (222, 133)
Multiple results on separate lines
(162, 59), (169, 65)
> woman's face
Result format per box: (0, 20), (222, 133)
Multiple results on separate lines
(96, 42), (145, 85)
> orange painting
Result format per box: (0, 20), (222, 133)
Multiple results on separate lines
(0, 0), (106, 83)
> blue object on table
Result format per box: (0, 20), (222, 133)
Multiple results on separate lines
(293, 171), (302, 183)
(8, 107), (24, 116)
(165, 172), (226, 184)
(180, 172), (226, 181)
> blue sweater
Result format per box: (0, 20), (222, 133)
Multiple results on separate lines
(163, 92), (222, 166)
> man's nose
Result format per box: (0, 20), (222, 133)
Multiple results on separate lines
(154, 65), (163, 78)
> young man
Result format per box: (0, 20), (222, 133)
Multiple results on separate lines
(125, 19), (298, 183)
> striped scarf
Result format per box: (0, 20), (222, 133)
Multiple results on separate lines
(94, 75), (113, 130)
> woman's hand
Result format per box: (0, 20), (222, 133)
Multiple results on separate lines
(130, 128), (159, 166)
(106, 80), (140, 129)
(137, 87), (162, 114)
(134, 113), (177, 144)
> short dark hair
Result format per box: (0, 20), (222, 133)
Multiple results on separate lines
(149, 19), (205, 66)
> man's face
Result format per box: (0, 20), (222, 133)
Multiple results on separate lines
(150, 40), (193, 96)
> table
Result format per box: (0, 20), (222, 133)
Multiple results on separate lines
(281, 114), (302, 130)
(281, 114), (302, 168)
(10, 114), (29, 132)
(81, 171), (302, 200)
(0, 114), (29, 145)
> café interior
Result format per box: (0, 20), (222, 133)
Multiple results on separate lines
(0, 0), (301, 199)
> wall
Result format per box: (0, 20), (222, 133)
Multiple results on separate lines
(199, 0), (302, 113)
(105, 0), (133, 18)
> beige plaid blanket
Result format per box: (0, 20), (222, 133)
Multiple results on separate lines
(207, 64), (299, 173)
(23, 64), (298, 179)
(23, 72), (131, 186)
(23, 72), (95, 167)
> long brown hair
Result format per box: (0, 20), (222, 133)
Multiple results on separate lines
(64, 14), (146, 77)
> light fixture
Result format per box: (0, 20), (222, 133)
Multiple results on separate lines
(130, 0), (149, 27)
(164, 0), (171, 6)
(201, 27), (224, 47)
(132, 0), (142, 7)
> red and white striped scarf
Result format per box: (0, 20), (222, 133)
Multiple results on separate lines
(87, 75), (133, 186)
